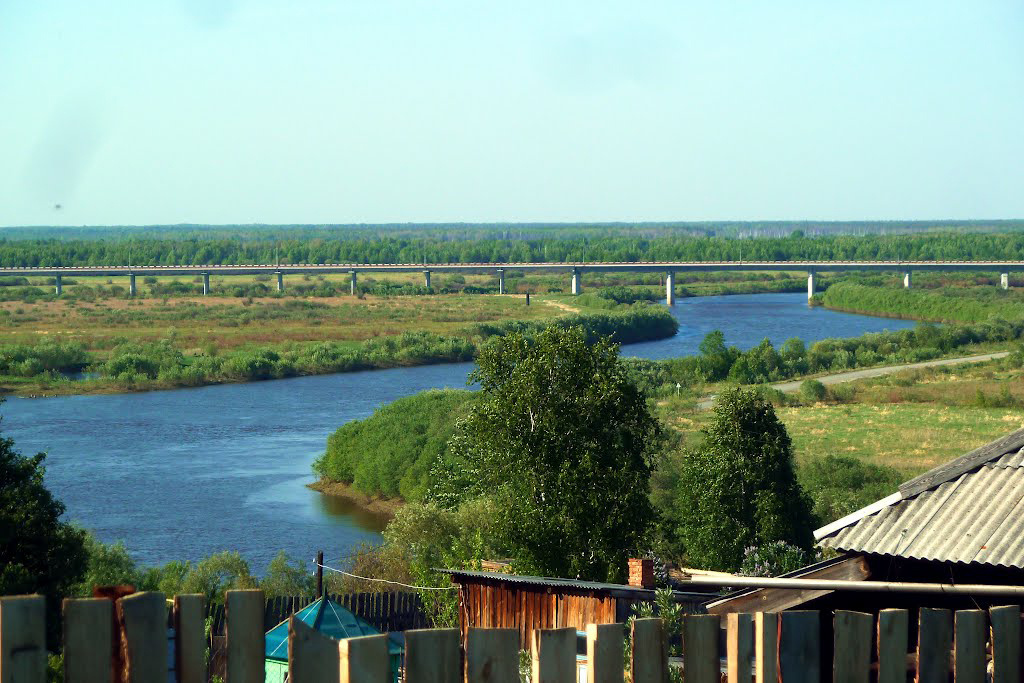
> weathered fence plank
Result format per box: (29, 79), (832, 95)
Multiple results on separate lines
(174, 594), (206, 683)
(754, 612), (778, 683)
(404, 628), (460, 683)
(0, 595), (46, 683)
(466, 628), (518, 683)
(953, 610), (986, 683)
(586, 623), (624, 683)
(877, 609), (908, 683)
(833, 610), (872, 683)
(118, 592), (167, 683)
(917, 607), (953, 683)
(340, 634), (390, 683)
(778, 611), (820, 683)
(532, 627), (576, 683)
(726, 613), (752, 683)
(226, 589), (265, 683)
(989, 605), (1021, 683)
(682, 615), (719, 683)
(63, 598), (112, 683)
(289, 616), (340, 683)
(630, 618), (666, 683)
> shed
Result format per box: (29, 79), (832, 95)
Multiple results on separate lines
(264, 596), (403, 683)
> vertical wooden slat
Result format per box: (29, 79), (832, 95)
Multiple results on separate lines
(174, 594), (206, 683)
(63, 598), (112, 683)
(683, 615), (719, 683)
(0, 595), (46, 683)
(778, 611), (819, 683)
(954, 610), (986, 683)
(340, 634), (390, 683)
(405, 628), (460, 683)
(587, 623), (624, 683)
(754, 612), (778, 683)
(630, 618), (666, 683)
(989, 605), (1021, 683)
(532, 627), (576, 683)
(466, 628), (518, 683)
(833, 610), (872, 683)
(877, 609), (908, 683)
(726, 613), (753, 683)
(226, 589), (265, 683)
(289, 616), (340, 683)
(118, 591), (167, 683)
(918, 607), (953, 683)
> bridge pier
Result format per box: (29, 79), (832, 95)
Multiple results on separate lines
(54, 275), (62, 296)
(665, 272), (675, 306)
(497, 269), (505, 294)
(129, 274), (136, 296)
(807, 271), (816, 301)
(571, 269), (581, 295)
(903, 271), (912, 289)
(276, 271), (284, 292)
(424, 270), (431, 289)
(350, 271), (357, 296)
(1001, 273), (1010, 290)
(202, 273), (210, 296)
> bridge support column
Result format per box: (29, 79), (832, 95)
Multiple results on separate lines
(424, 270), (431, 289)
(807, 271), (816, 301)
(665, 272), (675, 306)
(903, 271), (912, 289)
(202, 273), (210, 295)
(276, 271), (284, 292)
(129, 274), (136, 296)
(350, 271), (357, 296)
(571, 269), (581, 295)
(497, 269), (505, 295)
(1001, 273), (1010, 290)
(54, 275), (62, 296)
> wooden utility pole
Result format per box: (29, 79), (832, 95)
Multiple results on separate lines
(315, 550), (324, 597)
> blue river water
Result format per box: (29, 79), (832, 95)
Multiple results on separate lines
(0, 293), (915, 571)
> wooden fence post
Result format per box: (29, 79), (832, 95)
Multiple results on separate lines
(586, 623), (623, 683)
(63, 598), (112, 683)
(340, 634), (390, 683)
(832, 610), (872, 683)
(118, 592), (168, 683)
(917, 607), (953, 683)
(754, 612), (778, 683)
(778, 611), (819, 683)
(953, 610), (986, 683)
(0, 595), (46, 683)
(174, 594), (206, 683)
(466, 628), (518, 683)
(989, 605), (1021, 683)
(877, 609), (908, 683)
(226, 589), (265, 683)
(726, 613), (752, 683)
(532, 628), (576, 683)
(289, 616), (339, 682)
(682, 615), (719, 683)
(630, 618), (666, 683)
(404, 628), (460, 683)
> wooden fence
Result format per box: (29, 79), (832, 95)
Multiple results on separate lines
(205, 592), (427, 635)
(2, 591), (1023, 682)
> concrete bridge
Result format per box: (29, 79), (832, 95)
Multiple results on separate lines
(2, 260), (1020, 303)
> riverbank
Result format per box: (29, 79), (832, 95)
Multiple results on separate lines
(822, 281), (1024, 324)
(307, 479), (405, 518)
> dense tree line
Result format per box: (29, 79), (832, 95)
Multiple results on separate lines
(5, 231), (1024, 267)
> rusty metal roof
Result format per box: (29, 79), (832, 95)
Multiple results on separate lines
(817, 427), (1024, 568)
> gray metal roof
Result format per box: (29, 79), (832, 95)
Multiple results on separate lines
(817, 428), (1024, 568)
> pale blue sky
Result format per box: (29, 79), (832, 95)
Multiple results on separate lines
(2, 0), (1022, 226)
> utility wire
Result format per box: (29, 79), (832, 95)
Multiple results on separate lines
(315, 560), (455, 591)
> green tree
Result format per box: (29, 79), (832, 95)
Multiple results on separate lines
(260, 551), (315, 597)
(672, 388), (814, 571)
(0, 411), (88, 645)
(433, 326), (662, 582)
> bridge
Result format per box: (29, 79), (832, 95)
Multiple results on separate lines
(3, 260), (1020, 303)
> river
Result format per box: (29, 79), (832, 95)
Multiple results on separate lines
(0, 293), (916, 571)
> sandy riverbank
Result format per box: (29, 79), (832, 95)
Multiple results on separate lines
(307, 479), (406, 519)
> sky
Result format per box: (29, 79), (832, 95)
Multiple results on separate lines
(1, 0), (1023, 226)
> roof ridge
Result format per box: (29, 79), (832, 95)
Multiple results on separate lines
(898, 427), (1024, 499)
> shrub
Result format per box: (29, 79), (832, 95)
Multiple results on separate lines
(799, 379), (827, 403)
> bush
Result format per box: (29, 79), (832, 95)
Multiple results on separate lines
(799, 455), (902, 525)
(799, 379), (827, 402)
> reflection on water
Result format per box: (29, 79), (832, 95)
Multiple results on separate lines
(314, 493), (391, 534)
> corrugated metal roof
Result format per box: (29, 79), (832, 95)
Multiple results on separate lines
(438, 569), (712, 601)
(819, 448), (1024, 568)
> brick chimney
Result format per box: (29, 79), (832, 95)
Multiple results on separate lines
(627, 558), (654, 589)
